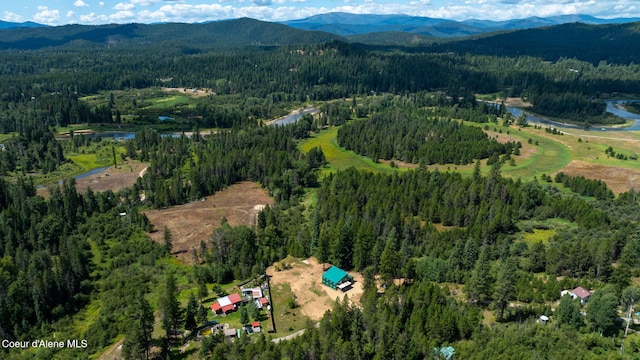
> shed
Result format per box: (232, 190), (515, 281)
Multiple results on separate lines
(251, 322), (261, 333)
(322, 266), (354, 290)
(242, 287), (263, 299)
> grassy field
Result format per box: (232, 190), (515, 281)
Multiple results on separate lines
(0, 132), (16, 143)
(299, 126), (405, 176)
(268, 282), (310, 334)
(499, 128), (571, 181)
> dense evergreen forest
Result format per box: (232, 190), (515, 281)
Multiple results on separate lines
(2, 19), (640, 360)
(337, 106), (519, 165)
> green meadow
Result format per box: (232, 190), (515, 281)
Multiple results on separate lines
(298, 126), (405, 176)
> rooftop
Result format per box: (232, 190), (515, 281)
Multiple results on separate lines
(322, 266), (350, 283)
(573, 286), (591, 299)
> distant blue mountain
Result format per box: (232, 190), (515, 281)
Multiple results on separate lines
(283, 12), (640, 37)
(0, 20), (47, 29)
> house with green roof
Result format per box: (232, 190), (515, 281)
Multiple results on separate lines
(322, 266), (354, 291)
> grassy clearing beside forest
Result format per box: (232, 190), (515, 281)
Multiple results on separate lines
(298, 118), (640, 194)
(299, 126), (405, 176)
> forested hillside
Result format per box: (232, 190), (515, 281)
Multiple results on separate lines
(426, 21), (640, 65)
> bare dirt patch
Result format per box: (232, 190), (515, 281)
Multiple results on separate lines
(266, 257), (364, 321)
(144, 181), (273, 264)
(162, 87), (213, 97)
(504, 97), (533, 108)
(379, 159), (419, 169)
(37, 160), (148, 197)
(558, 160), (640, 194)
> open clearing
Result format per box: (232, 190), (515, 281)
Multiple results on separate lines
(559, 160), (640, 194)
(75, 160), (147, 193)
(266, 257), (364, 321)
(36, 159), (148, 197)
(299, 126), (408, 176)
(162, 87), (213, 97)
(144, 182), (273, 264)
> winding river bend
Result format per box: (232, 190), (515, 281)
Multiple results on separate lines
(504, 100), (640, 131)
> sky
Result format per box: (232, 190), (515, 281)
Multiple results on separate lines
(2, 0), (639, 26)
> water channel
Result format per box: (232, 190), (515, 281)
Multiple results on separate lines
(503, 100), (640, 131)
(269, 106), (319, 126)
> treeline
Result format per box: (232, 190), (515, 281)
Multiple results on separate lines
(134, 119), (324, 208)
(552, 172), (615, 200)
(0, 118), (65, 174)
(528, 92), (621, 124)
(337, 107), (519, 165)
(0, 176), (155, 344)
(309, 167), (609, 275)
(2, 41), (640, 132)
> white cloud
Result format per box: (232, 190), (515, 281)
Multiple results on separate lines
(67, 10), (76, 17)
(110, 11), (137, 22)
(3, 11), (25, 22)
(114, 2), (135, 11)
(74, 0), (89, 7)
(30, 0), (640, 25)
(79, 12), (109, 23)
(33, 6), (61, 24)
(131, 0), (163, 6)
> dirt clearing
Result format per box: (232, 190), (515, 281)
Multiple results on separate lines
(144, 181), (273, 264)
(37, 160), (148, 197)
(76, 160), (147, 193)
(558, 160), (640, 194)
(504, 97), (533, 108)
(266, 257), (364, 321)
(162, 87), (213, 97)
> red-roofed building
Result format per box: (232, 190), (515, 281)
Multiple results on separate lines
(211, 293), (244, 314)
(211, 302), (222, 313)
(227, 293), (242, 304)
(221, 304), (235, 313)
(572, 286), (591, 304)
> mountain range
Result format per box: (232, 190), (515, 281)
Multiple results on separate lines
(1, 14), (640, 65)
(2, 12), (639, 38)
(0, 20), (46, 29)
(282, 12), (640, 37)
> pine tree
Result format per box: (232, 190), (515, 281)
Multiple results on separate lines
(163, 226), (172, 254)
(466, 247), (492, 303)
(240, 305), (249, 325)
(492, 257), (518, 320)
(379, 234), (399, 286)
(159, 273), (182, 338)
(557, 294), (584, 329)
(197, 283), (208, 301)
(122, 291), (154, 360)
(586, 285), (618, 335)
(185, 292), (198, 331)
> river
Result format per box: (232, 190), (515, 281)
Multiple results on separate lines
(501, 100), (640, 132)
(269, 106), (319, 126)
